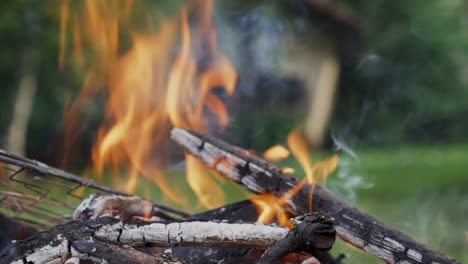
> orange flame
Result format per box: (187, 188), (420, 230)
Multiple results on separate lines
(60, 0), (236, 210)
(264, 145), (290, 162)
(251, 193), (293, 229)
(281, 167), (295, 174)
(252, 129), (339, 225)
(288, 129), (339, 185)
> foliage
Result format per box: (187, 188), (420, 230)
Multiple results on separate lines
(333, 0), (468, 146)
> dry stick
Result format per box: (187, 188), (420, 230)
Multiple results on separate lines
(0, 217), (292, 263)
(170, 127), (461, 264)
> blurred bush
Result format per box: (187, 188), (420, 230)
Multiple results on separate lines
(333, 0), (468, 146)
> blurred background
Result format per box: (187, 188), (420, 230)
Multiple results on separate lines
(0, 0), (467, 262)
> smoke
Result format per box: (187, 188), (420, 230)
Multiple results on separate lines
(327, 133), (374, 203)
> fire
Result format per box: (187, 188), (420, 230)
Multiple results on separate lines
(252, 129), (339, 226)
(251, 193), (293, 229)
(59, 0), (236, 210)
(288, 129), (339, 185)
(281, 167), (295, 174)
(264, 145), (290, 162)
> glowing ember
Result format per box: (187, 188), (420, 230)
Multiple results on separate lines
(264, 145), (290, 162)
(59, 0), (236, 210)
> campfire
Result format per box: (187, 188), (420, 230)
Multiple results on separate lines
(0, 1), (462, 264)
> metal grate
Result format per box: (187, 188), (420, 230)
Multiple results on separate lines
(0, 149), (128, 230)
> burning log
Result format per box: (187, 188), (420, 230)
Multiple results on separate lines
(0, 218), (186, 264)
(256, 214), (336, 264)
(0, 214), (335, 264)
(73, 194), (342, 264)
(171, 127), (461, 264)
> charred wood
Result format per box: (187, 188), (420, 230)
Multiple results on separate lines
(0, 213), (37, 250)
(69, 240), (185, 264)
(0, 217), (289, 263)
(171, 127), (460, 264)
(256, 214), (336, 264)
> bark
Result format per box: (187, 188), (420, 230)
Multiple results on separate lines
(172, 200), (263, 264)
(171, 127), (461, 264)
(0, 217), (287, 263)
(1, 213), (336, 264)
(256, 214), (336, 264)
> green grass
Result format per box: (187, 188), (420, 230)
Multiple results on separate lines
(315, 145), (468, 263)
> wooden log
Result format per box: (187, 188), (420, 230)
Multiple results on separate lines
(172, 199), (266, 264)
(256, 214), (336, 264)
(0, 217), (286, 263)
(73, 195), (263, 263)
(179, 200), (343, 264)
(1, 213), (335, 264)
(73, 195), (341, 264)
(0, 218), (185, 264)
(170, 127), (461, 264)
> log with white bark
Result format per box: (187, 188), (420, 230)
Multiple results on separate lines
(0, 217), (282, 263)
(1, 213), (336, 264)
(171, 127), (461, 264)
(72, 194), (342, 264)
(0, 218), (185, 264)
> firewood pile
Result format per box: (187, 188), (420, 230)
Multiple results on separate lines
(0, 128), (461, 264)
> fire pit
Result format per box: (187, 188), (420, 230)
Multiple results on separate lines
(0, 129), (460, 263)
(0, 0), (463, 264)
